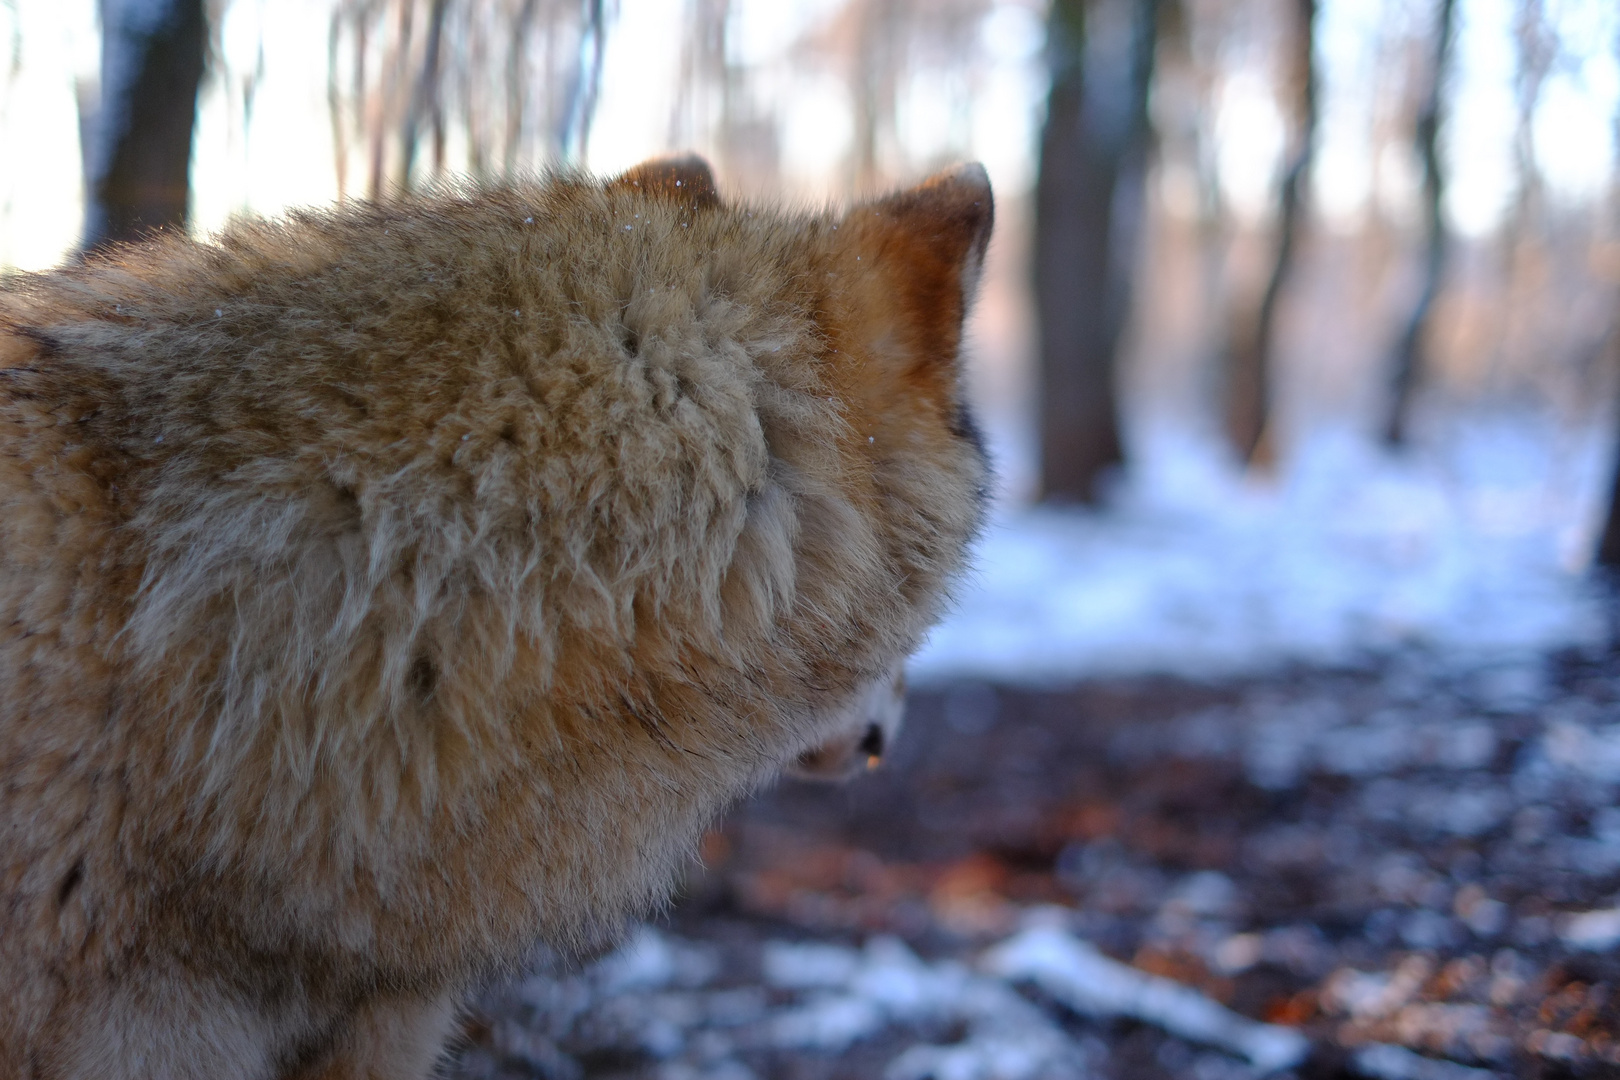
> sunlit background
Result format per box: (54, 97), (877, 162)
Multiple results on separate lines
(12, 11), (1620, 1075)
(3, 2), (1616, 252)
(0, 0), (1053, 263)
(2, 0), (1619, 679)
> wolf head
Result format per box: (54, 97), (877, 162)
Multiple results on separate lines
(611, 157), (992, 785)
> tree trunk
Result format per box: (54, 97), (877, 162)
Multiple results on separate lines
(1507, 0), (1550, 243)
(1590, 21), (1620, 572)
(559, 0), (607, 165)
(1597, 370), (1620, 568)
(1383, 0), (1457, 447)
(851, 0), (900, 196)
(400, 0), (450, 189)
(1035, 0), (1158, 503)
(80, 0), (208, 254)
(1223, 0), (1316, 468)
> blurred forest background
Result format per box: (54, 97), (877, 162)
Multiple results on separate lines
(13, 7), (1620, 1077)
(2, 0), (1620, 675)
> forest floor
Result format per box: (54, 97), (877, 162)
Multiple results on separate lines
(449, 647), (1620, 1080)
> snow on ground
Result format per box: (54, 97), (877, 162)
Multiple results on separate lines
(912, 410), (1614, 684)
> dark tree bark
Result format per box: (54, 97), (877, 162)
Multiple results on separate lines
(80, 0), (208, 254)
(400, 0), (451, 188)
(1591, 23), (1620, 572)
(1223, 0), (1317, 467)
(559, 0), (607, 164)
(1035, 0), (1159, 503)
(1598, 352), (1620, 569)
(1383, 0), (1458, 447)
(328, 0), (609, 197)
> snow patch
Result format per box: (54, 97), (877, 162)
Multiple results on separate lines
(1350, 1042), (1503, 1080)
(1558, 908), (1620, 951)
(983, 920), (1310, 1072)
(913, 417), (1607, 684)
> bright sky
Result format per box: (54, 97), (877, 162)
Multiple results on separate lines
(0, 0), (1615, 269)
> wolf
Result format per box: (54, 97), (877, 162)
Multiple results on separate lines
(0, 155), (992, 1078)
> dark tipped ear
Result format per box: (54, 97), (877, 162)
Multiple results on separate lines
(832, 163), (994, 381)
(609, 154), (720, 209)
(852, 162), (993, 303)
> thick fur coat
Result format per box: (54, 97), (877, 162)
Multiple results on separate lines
(0, 157), (992, 1079)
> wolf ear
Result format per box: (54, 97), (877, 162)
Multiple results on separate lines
(832, 163), (994, 381)
(610, 154), (720, 209)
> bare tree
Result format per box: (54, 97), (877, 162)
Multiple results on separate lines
(847, 0), (906, 195)
(840, 0), (974, 190)
(1597, 332), (1620, 570)
(1222, 0), (1316, 468)
(327, 0), (609, 200)
(80, 0), (208, 253)
(668, 0), (730, 155)
(1483, 0), (1554, 385)
(1034, 0), (1159, 503)
(1383, 0), (1457, 447)
(1592, 18), (1620, 572)
(1507, 0), (1552, 241)
(566, 0), (607, 161)
(400, 0), (451, 184)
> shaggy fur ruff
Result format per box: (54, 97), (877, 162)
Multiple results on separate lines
(0, 157), (992, 1079)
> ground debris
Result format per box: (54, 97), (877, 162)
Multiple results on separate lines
(451, 651), (1620, 1079)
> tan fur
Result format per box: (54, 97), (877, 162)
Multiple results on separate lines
(0, 158), (992, 1079)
